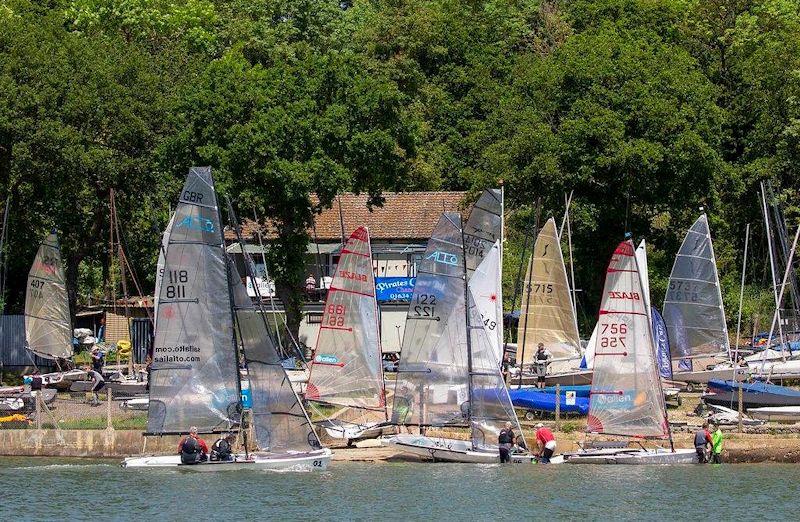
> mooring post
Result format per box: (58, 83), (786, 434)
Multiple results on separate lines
(738, 385), (743, 433)
(555, 383), (561, 431)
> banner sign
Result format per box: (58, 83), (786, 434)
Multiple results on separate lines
(651, 307), (673, 380)
(375, 277), (416, 302)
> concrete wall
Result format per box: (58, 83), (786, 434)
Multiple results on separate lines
(0, 429), (175, 458)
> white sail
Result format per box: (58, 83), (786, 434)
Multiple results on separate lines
(463, 189), (503, 357)
(584, 323), (598, 369)
(467, 241), (502, 362)
(587, 240), (670, 439)
(662, 214), (729, 358)
(25, 232), (72, 360)
(517, 217), (581, 366)
(635, 239), (652, 316)
(153, 212), (174, 332)
(307, 226), (385, 414)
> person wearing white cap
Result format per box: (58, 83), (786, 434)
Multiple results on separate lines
(534, 423), (556, 463)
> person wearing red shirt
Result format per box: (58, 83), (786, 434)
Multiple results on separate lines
(534, 423), (557, 463)
(178, 426), (209, 464)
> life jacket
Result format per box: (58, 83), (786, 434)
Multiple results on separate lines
(693, 430), (708, 448)
(181, 436), (201, 464)
(210, 438), (232, 461)
(498, 428), (515, 445)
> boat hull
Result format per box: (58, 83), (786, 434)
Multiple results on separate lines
(673, 367), (745, 387)
(320, 421), (395, 443)
(121, 448), (332, 471)
(382, 434), (558, 464)
(748, 406), (800, 422)
(566, 448), (697, 465)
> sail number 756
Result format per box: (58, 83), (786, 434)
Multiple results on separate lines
(600, 323), (627, 348)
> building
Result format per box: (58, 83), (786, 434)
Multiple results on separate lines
(226, 191), (468, 352)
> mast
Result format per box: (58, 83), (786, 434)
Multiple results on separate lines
(734, 224), (750, 364)
(761, 224), (800, 371)
(761, 184), (788, 355)
(565, 193), (578, 333)
(517, 199), (541, 388)
(461, 214), (475, 434)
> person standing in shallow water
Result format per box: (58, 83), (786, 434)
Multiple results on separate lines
(498, 421), (515, 463)
(694, 422), (712, 463)
(711, 424), (724, 463)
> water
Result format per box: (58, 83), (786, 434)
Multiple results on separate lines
(1, 458), (795, 520)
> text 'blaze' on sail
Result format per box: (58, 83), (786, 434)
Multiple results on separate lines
(587, 240), (669, 439)
(517, 217), (581, 366)
(147, 167), (240, 435)
(393, 212), (469, 427)
(662, 214), (729, 359)
(25, 232), (72, 360)
(307, 226), (385, 412)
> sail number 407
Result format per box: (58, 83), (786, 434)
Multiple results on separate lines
(600, 323), (627, 348)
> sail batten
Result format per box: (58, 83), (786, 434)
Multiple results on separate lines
(662, 214), (729, 359)
(517, 218), (581, 366)
(306, 226), (385, 414)
(25, 232), (72, 360)
(147, 167), (240, 435)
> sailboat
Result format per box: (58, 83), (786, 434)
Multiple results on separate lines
(23, 232), (86, 388)
(662, 214), (742, 387)
(512, 217), (587, 386)
(123, 167), (331, 470)
(305, 226), (393, 444)
(383, 212), (534, 463)
(566, 239), (696, 464)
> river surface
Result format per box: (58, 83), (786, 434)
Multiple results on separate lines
(1, 457), (795, 520)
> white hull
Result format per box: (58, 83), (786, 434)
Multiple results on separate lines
(748, 359), (800, 380)
(382, 434), (558, 464)
(321, 421), (394, 442)
(673, 367), (745, 387)
(122, 448), (332, 471)
(748, 406), (800, 422)
(566, 447), (697, 465)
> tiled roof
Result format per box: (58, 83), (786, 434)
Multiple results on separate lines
(227, 191), (468, 242)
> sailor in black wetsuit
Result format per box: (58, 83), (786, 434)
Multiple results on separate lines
(498, 421), (515, 463)
(210, 433), (236, 462)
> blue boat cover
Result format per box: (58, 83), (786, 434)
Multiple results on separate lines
(707, 379), (800, 398)
(508, 388), (590, 415)
(538, 385), (592, 398)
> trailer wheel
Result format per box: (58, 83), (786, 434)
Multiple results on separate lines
(686, 383), (695, 393)
(525, 411), (536, 421)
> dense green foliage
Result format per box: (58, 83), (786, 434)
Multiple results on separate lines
(1, 0), (799, 338)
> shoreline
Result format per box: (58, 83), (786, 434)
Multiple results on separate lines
(3, 428), (800, 463)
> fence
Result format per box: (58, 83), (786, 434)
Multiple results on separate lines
(0, 315), (50, 368)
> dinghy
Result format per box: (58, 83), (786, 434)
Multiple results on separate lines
(24, 232), (84, 380)
(663, 214), (734, 385)
(306, 226), (392, 444)
(702, 379), (800, 409)
(384, 213), (536, 463)
(748, 406), (800, 423)
(122, 167), (331, 471)
(513, 217), (585, 385)
(566, 239), (697, 465)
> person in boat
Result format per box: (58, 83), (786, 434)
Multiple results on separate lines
(498, 421), (515, 463)
(711, 424), (724, 464)
(391, 386), (413, 433)
(84, 366), (105, 406)
(694, 422), (712, 463)
(178, 426), (209, 464)
(534, 343), (552, 389)
(210, 433), (237, 462)
(534, 423), (557, 463)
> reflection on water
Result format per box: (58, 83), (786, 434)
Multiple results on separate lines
(1, 458), (796, 520)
